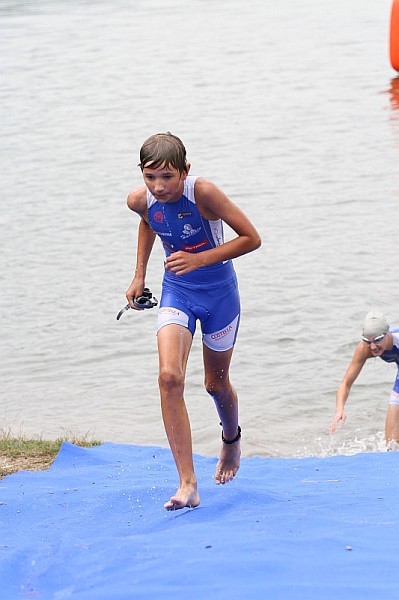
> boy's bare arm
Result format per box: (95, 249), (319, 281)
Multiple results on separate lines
(165, 178), (261, 275)
(126, 188), (156, 305)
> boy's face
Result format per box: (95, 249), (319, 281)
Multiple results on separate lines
(142, 163), (187, 203)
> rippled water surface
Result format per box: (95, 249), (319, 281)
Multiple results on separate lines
(1, 0), (399, 457)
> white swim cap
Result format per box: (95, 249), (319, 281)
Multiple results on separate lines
(362, 310), (389, 338)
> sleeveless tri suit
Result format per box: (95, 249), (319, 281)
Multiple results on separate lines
(146, 175), (240, 352)
(381, 328), (399, 404)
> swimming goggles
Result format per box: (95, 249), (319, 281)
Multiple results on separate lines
(361, 333), (386, 345)
(116, 288), (158, 320)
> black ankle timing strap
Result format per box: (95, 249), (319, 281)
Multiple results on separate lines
(220, 423), (242, 444)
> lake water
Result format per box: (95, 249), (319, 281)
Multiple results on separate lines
(1, 0), (399, 458)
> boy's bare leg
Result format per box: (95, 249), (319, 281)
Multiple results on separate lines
(157, 325), (200, 510)
(203, 346), (241, 484)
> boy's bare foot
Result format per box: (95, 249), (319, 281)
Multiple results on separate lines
(215, 441), (241, 485)
(164, 483), (200, 511)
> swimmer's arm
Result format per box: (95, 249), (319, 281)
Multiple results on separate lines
(330, 343), (369, 433)
(195, 178), (261, 260)
(126, 190), (156, 306)
(127, 186), (147, 217)
(165, 178), (261, 275)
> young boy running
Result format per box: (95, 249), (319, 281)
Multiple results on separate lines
(125, 132), (261, 510)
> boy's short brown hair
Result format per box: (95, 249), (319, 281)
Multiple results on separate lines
(139, 132), (188, 174)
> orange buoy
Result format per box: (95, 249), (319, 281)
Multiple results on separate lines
(390, 0), (399, 71)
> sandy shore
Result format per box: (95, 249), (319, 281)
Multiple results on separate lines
(0, 453), (55, 478)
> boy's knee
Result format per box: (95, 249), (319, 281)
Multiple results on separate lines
(159, 369), (184, 393)
(204, 379), (225, 399)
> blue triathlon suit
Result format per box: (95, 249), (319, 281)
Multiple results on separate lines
(381, 328), (399, 404)
(146, 175), (240, 352)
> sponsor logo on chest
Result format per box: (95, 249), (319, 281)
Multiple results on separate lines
(181, 223), (202, 239)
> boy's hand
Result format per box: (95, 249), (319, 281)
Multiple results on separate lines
(126, 279), (145, 309)
(165, 251), (202, 276)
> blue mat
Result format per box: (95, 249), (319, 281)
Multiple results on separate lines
(0, 442), (398, 599)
